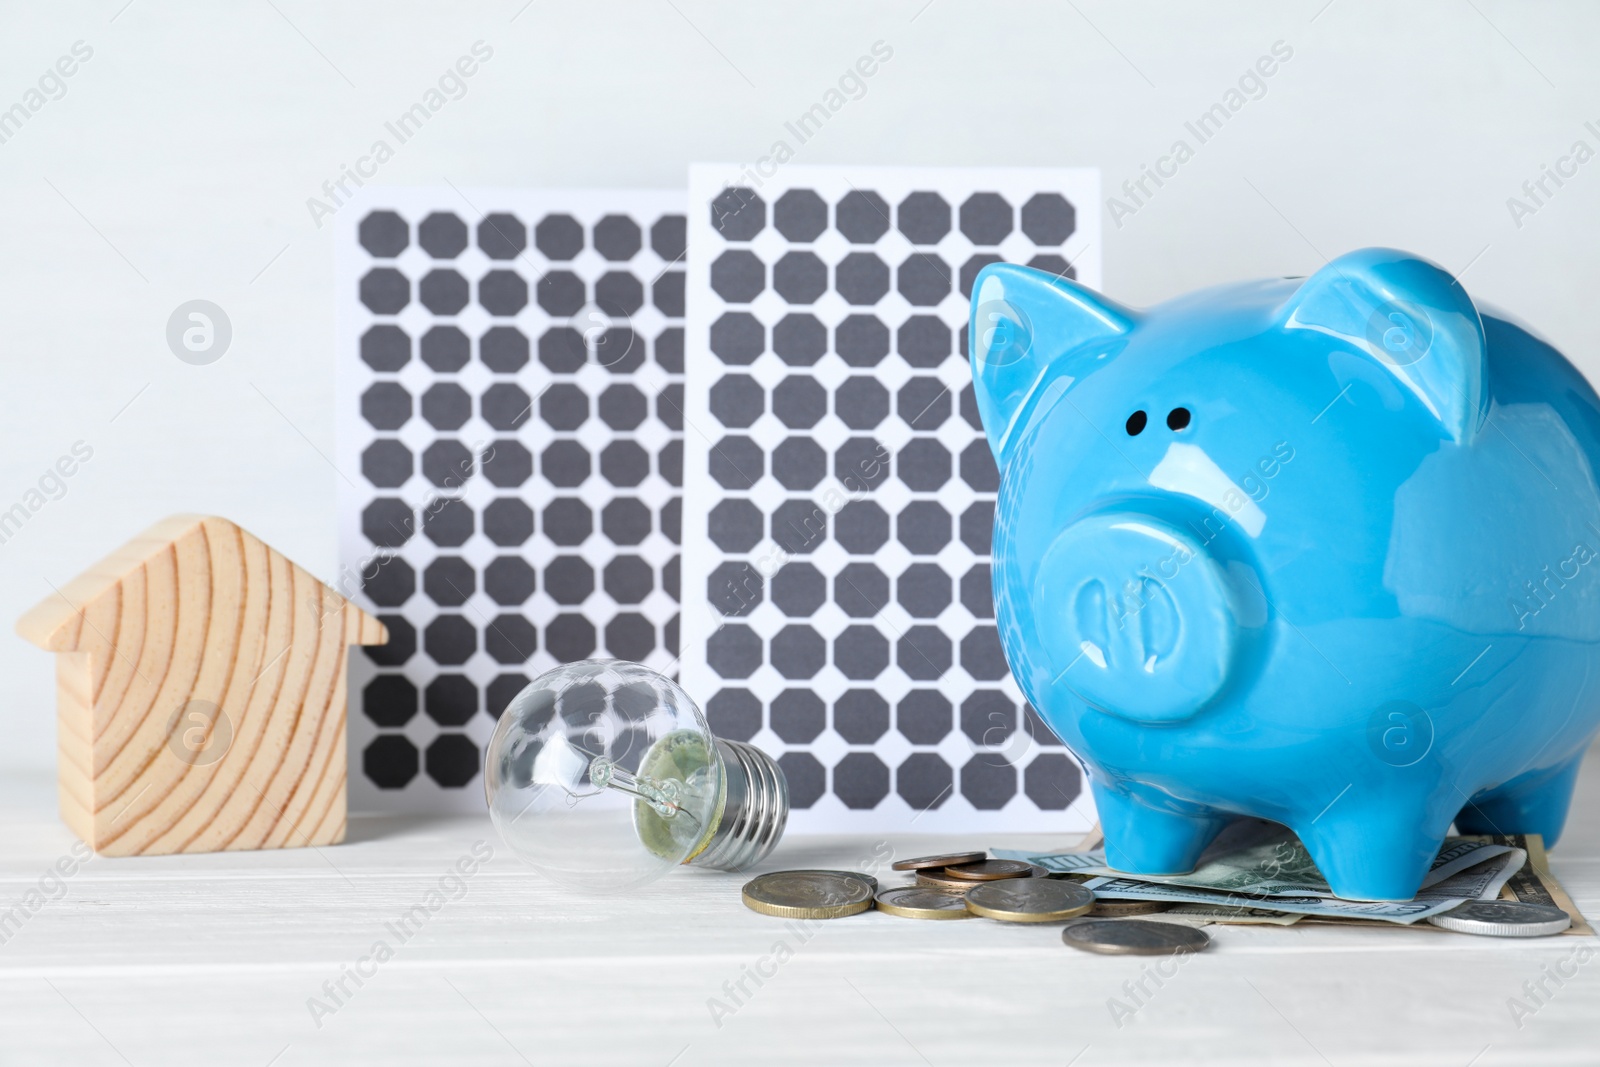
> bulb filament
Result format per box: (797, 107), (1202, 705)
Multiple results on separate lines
(588, 756), (690, 820)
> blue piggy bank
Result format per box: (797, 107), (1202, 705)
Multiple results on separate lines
(970, 248), (1600, 901)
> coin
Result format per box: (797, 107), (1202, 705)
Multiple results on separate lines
(874, 886), (976, 920)
(1062, 919), (1211, 955)
(915, 870), (975, 892)
(1427, 900), (1571, 937)
(965, 878), (1096, 922)
(1089, 898), (1172, 917)
(941, 859), (1035, 882)
(781, 868), (878, 893)
(890, 851), (986, 872)
(742, 871), (874, 920)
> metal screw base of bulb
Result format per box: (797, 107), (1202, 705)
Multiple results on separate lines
(688, 740), (789, 872)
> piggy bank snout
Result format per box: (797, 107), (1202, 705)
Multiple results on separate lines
(1034, 512), (1241, 723)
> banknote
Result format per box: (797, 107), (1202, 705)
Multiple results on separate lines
(1156, 904), (1304, 926)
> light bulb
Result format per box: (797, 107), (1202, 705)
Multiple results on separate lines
(484, 659), (789, 891)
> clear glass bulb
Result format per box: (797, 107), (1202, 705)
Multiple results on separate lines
(484, 659), (788, 892)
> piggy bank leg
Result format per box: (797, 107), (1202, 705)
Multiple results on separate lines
(1091, 781), (1228, 875)
(1456, 754), (1585, 848)
(1295, 794), (1454, 902)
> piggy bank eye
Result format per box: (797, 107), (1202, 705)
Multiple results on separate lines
(1167, 407), (1192, 431)
(1125, 410), (1148, 436)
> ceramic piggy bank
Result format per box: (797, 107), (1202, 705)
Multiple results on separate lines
(970, 248), (1600, 901)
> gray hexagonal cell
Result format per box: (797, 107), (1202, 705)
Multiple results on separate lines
(897, 191), (951, 244)
(480, 270), (529, 316)
(484, 498), (534, 546)
(835, 500), (888, 554)
(478, 213), (527, 260)
(420, 269), (469, 315)
(835, 189), (890, 243)
(598, 383), (647, 431)
(420, 382), (470, 430)
(709, 312), (763, 365)
(541, 439), (592, 488)
(593, 214), (642, 261)
(960, 689), (1013, 745)
(897, 752), (952, 812)
(420, 326), (469, 372)
(770, 689), (825, 743)
(359, 210), (408, 257)
(481, 440), (532, 489)
(487, 673), (529, 720)
(362, 439), (412, 488)
(545, 555), (595, 605)
(898, 438), (952, 492)
(546, 613), (597, 662)
(897, 253), (951, 307)
(545, 498), (593, 546)
(365, 613), (415, 666)
(1021, 192), (1076, 245)
(897, 562), (952, 619)
(835, 689), (889, 744)
(961, 626), (1008, 681)
(772, 376), (825, 429)
(659, 439), (682, 486)
(710, 374), (763, 428)
(663, 557), (682, 602)
(652, 214), (687, 261)
(594, 326), (643, 374)
(486, 614), (538, 665)
(959, 382), (982, 431)
(770, 561), (824, 616)
(423, 556), (476, 606)
(961, 754), (1016, 810)
(1027, 253), (1074, 280)
(899, 377), (951, 430)
(421, 439), (473, 489)
(602, 494), (651, 548)
(835, 437), (890, 493)
(706, 623), (762, 678)
(835, 561), (888, 618)
(772, 437), (826, 490)
(535, 213), (584, 260)
(960, 440), (999, 493)
(362, 554), (414, 607)
(606, 613), (655, 661)
(418, 211), (467, 258)
(897, 316), (951, 369)
(360, 267), (409, 314)
(485, 556), (536, 605)
(364, 735), (418, 789)
(779, 751), (825, 808)
(1024, 753), (1082, 810)
(710, 250), (764, 303)
(773, 189), (828, 242)
(897, 624), (952, 681)
(960, 500), (994, 554)
(363, 674), (417, 727)
(708, 560), (761, 617)
(959, 192), (1013, 246)
(707, 688), (761, 741)
(959, 252), (1004, 300)
(361, 325), (410, 371)
(363, 499), (414, 548)
(835, 378), (888, 431)
(539, 327), (586, 373)
(422, 498), (474, 547)
(657, 381), (685, 430)
(424, 614), (477, 665)
(711, 187), (765, 241)
(772, 313), (825, 366)
(600, 556), (650, 606)
(709, 435), (762, 490)
(599, 440), (649, 487)
(773, 251), (826, 304)
(960, 564), (994, 618)
(482, 383), (531, 431)
(832, 314), (888, 368)
(653, 272), (685, 316)
(595, 271), (644, 316)
(771, 499), (826, 555)
(835, 252), (889, 306)
(708, 498), (763, 553)
(834, 752), (889, 810)
(897, 689), (951, 744)
(897, 500), (951, 555)
(834, 624), (889, 681)
(540, 382), (589, 431)
(536, 271), (585, 316)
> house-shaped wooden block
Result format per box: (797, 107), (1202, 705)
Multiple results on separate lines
(16, 514), (387, 856)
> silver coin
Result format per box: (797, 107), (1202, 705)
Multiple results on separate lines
(1063, 919), (1212, 955)
(965, 877), (1096, 922)
(874, 886), (975, 920)
(1427, 900), (1571, 937)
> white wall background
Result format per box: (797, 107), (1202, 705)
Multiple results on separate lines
(1, 0), (1596, 771)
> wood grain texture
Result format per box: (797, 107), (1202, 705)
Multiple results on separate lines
(16, 514), (386, 856)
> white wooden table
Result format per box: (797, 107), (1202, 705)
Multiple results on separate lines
(1, 756), (1597, 1067)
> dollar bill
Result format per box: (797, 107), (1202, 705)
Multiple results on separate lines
(1156, 904), (1304, 926)
(1463, 832), (1593, 937)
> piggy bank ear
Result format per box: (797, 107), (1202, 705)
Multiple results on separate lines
(1279, 248), (1488, 443)
(969, 263), (1136, 464)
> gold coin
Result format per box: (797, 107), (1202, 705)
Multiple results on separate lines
(965, 878), (1096, 922)
(890, 850), (987, 872)
(915, 869), (976, 892)
(874, 886), (975, 920)
(941, 859), (1035, 882)
(1089, 898), (1172, 917)
(741, 871), (874, 920)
